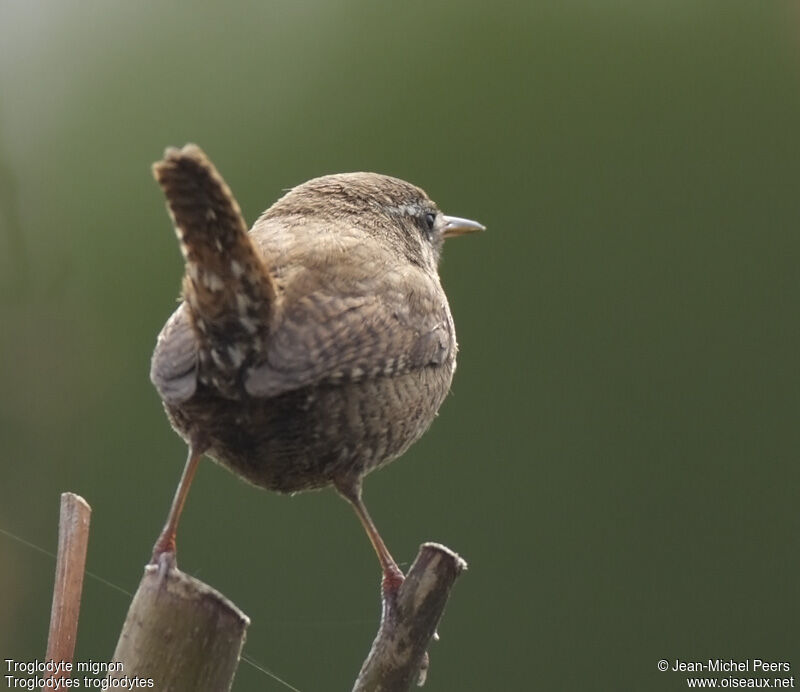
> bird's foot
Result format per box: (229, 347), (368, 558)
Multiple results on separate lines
(150, 533), (178, 586)
(381, 564), (405, 599)
(150, 550), (177, 592)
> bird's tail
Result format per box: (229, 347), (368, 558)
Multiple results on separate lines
(152, 144), (275, 394)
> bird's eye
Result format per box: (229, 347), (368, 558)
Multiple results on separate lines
(424, 212), (436, 232)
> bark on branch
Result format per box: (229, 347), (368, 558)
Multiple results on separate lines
(42, 492), (466, 690)
(108, 566), (249, 691)
(353, 542), (468, 692)
(43, 492), (91, 691)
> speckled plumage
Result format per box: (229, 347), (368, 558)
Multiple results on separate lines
(150, 145), (474, 495)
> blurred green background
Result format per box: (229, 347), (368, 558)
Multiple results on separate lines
(1, 1), (798, 690)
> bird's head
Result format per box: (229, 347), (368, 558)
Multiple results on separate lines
(263, 172), (484, 270)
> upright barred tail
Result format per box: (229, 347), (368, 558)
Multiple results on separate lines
(153, 144), (275, 397)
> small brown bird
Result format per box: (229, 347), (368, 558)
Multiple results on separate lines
(149, 145), (482, 590)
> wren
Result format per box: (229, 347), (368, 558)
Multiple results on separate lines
(149, 144), (482, 590)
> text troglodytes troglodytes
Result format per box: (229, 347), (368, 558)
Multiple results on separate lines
(149, 144), (483, 590)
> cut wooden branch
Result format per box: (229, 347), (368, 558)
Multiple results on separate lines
(43, 492), (91, 692)
(108, 565), (249, 692)
(353, 542), (467, 692)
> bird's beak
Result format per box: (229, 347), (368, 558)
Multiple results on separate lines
(442, 215), (485, 239)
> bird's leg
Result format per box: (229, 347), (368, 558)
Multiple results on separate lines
(335, 478), (405, 596)
(150, 444), (204, 572)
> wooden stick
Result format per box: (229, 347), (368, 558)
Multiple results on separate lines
(353, 542), (467, 691)
(108, 565), (249, 691)
(43, 492), (91, 691)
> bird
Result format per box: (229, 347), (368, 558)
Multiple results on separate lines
(148, 144), (482, 591)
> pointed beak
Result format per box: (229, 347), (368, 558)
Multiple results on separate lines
(442, 215), (485, 239)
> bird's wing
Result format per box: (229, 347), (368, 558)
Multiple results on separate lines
(150, 303), (198, 405)
(244, 272), (454, 398)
